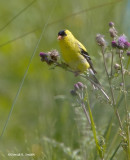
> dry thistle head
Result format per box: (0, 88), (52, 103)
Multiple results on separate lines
(96, 34), (106, 46)
(40, 50), (59, 65)
(48, 50), (59, 61)
(109, 28), (118, 38)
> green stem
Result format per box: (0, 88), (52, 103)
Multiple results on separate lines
(84, 89), (104, 159)
(101, 47), (123, 129)
(78, 93), (91, 125)
(111, 49), (114, 76)
(126, 57), (130, 70)
(101, 47), (115, 104)
(81, 102), (91, 125)
(119, 51), (130, 160)
(110, 143), (121, 160)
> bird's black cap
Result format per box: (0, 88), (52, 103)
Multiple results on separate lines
(58, 30), (67, 36)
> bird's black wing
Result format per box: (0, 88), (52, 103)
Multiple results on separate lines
(78, 45), (97, 74)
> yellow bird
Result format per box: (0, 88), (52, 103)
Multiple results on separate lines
(57, 30), (96, 74)
(57, 29), (109, 100)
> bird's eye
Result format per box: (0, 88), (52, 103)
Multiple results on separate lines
(58, 30), (67, 36)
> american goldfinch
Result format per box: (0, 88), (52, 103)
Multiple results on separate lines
(57, 30), (96, 74)
(57, 29), (109, 100)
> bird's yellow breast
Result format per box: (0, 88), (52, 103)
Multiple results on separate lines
(59, 34), (90, 73)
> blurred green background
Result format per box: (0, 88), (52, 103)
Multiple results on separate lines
(0, 0), (129, 159)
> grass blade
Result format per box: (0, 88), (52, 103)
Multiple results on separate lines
(0, 0), (57, 141)
(0, 0), (36, 32)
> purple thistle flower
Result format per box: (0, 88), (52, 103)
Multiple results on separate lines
(39, 52), (48, 62)
(118, 35), (128, 49)
(39, 52), (47, 57)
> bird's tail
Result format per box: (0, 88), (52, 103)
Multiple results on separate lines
(88, 69), (110, 101)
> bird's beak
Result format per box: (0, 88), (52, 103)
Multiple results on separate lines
(57, 35), (63, 40)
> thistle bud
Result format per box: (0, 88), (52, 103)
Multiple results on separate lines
(111, 41), (117, 48)
(127, 51), (130, 56)
(74, 83), (79, 91)
(74, 82), (84, 91)
(120, 82), (124, 86)
(114, 63), (121, 70)
(77, 82), (84, 89)
(70, 90), (77, 96)
(109, 22), (114, 27)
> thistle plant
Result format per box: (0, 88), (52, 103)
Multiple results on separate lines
(40, 22), (130, 160)
(96, 22), (130, 159)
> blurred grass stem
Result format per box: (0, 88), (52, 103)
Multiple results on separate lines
(119, 50), (130, 159)
(0, 0), (36, 32)
(0, 0), (57, 140)
(110, 49), (114, 76)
